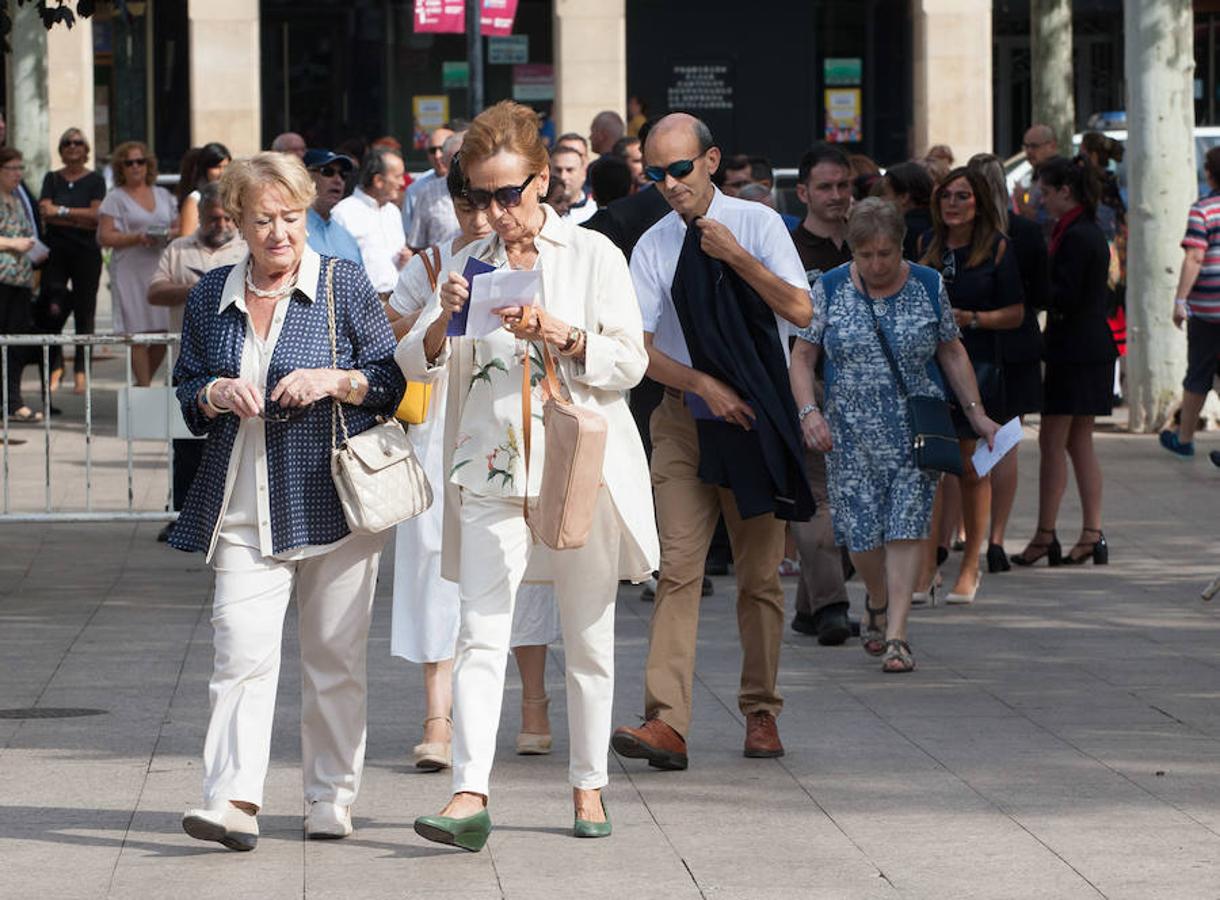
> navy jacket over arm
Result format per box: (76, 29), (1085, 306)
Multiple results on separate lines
(670, 226), (814, 522)
(168, 256), (406, 555)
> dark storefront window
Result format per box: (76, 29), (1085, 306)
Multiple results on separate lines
(260, 0), (552, 170)
(626, 0), (911, 171)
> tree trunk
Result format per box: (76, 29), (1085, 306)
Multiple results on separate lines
(1124, 0), (1195, 432)
(10, 2), (50, 181)
(1031, 0), (1075, 153)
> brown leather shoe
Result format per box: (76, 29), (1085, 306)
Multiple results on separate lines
(743, 711), (784, 758)
(611, 718), (688, 770)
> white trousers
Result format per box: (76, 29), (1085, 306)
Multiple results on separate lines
(453, 489), (621, 795)
(202, 532), (386, 811)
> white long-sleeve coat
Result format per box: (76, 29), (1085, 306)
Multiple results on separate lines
(394, 205), (659, 583)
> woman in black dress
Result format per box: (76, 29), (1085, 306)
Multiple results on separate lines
(1012, 156), (1116, 568)
(37, 127), (106, 394)
(920, 167), (1025, 603)
(968, 153), (1048, 572)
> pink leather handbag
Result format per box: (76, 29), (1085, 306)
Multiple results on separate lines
(520, 338), (607, 550)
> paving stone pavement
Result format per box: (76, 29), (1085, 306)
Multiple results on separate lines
(2, 419), (1220, 899)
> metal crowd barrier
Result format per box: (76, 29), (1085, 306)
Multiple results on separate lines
(0, 333), (180, 523)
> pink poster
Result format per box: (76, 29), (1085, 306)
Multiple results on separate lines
(415, 0), (465, 34)
(415, 0), (518, 37)
(480, 0), (519, 36)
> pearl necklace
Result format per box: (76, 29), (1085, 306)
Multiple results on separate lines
(245, 260), (298, 300)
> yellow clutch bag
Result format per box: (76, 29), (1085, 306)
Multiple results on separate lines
(394, 245), (442, 426)
(396, 380), (432, 424)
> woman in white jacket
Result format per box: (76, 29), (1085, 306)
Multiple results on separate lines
(386, 153), (560, 772)
(397, 101), (658, 850)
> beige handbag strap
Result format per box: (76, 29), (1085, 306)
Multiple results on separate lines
(419, 245), (442, 292)
(520, 329), (566, 519)
(325, 258), (352, 451)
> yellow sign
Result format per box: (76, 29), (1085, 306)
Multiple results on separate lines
(412, 95), (451, 149)
(824, 89), (862, 143)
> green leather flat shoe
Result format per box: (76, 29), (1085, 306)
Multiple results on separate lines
(573, 797), (611, 838)
(413, 808), (492, 852)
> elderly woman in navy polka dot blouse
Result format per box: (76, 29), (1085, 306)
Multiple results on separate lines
(170, 152), (405, 852)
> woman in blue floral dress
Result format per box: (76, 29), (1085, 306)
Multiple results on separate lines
(790, 199), (999, 673)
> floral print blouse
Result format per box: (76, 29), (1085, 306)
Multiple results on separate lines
(449, 330), (549, 498)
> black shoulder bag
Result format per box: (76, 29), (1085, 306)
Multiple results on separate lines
(859, 276), (963, 476)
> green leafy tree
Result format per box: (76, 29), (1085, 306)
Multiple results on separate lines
(1, 0), (96, 49)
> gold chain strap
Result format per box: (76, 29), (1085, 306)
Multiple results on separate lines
(326, 259), (352, 451)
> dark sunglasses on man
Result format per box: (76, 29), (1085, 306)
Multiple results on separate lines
(313, 165), (348, 179)
(427, 145), (445, 156)
(463, 172), (537, 211)
(644, 150), (709, 184)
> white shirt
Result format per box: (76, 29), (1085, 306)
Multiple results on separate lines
(401, 169), (437, 237)
(331, 187), (406, 293)
(404, 175), (459, 249)
(562, 194), (597, 226)
(629, 188), (809, 366)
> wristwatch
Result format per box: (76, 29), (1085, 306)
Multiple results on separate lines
(343, 372), (360, 404)
(560, 325), (582, 353)
(968, 311), (980, 330)
(798, 402), (820, 421)
(57, 205), (69, 218)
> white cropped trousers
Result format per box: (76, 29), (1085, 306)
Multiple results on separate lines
(202, 532), (386, 811)
(452, 489), (621, 796)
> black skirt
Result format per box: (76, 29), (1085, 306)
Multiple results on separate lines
(1000, 360), (1043, 420)
(1043, 361), (1114, 417)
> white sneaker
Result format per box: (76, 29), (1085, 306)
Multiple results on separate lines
(182, 805), (259, 852)
(305, 801), (353, 840)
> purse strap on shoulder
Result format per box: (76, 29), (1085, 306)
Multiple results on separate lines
(325, 258), (352, 450)
(856, 267), (911, 398)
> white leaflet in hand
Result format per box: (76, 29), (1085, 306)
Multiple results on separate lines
(466, 268), (544, 338)
(971, 416), (1023, 477)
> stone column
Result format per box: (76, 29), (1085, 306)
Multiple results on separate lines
(552, 0), (625, 138)
(188, 0), (261, 156)
(45, 15), (96, 163)
(10, 3), (50, 179)
(912, 0), (993, 160)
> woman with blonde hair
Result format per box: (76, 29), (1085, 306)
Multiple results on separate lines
(97, 140), (178, 384)
(398, 100), (658, 848)
(171, 152), (404, 850)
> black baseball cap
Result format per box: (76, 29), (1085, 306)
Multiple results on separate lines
(303, 149), (355, 171)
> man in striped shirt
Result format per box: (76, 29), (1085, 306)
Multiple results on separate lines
(1162, 146), (1220, 459)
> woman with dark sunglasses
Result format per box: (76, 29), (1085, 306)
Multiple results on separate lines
(177, 142), (232, 237)
(98, 141), (179, 385)
(397, 100), (658, 849)
(918, 166), (1024, 604)
(37, 127), (107, 394)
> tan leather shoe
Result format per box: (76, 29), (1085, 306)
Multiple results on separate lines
(611, 718), (688, 770)
(743, 710), (784, 758)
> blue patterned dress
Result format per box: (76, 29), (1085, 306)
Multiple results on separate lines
(796, 263), (959, 552)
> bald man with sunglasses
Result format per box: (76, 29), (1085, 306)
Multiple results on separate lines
(612, 113), (813, 770)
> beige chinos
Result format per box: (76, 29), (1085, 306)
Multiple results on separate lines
(643, 394), (786, 737)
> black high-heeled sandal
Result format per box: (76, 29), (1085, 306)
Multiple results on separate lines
(1010, 527), (1062, 567)
(1063, 528), (1108, 566)
(986, 543), (1011, 573)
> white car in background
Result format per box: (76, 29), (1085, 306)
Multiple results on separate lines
(1004, 124), (1220, 204)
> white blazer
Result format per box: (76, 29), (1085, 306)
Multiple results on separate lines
(395, 204), (660, 583)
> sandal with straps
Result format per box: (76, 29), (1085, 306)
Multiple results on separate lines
(862, 600), (888, 657)
(1010, 527), (1062, 567)
(413, 716), (453, 771)
(881, 639), (915, 674)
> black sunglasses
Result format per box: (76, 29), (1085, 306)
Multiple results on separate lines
(314, 165), (348, 179)
(61, 139), (86, 148)
(123, 158), (148, 167)
(259, 401), (311, 422)
(644, 150), (708, 184)
(463, 173), (537, 211)
(427, 145), (445, 155)
(940, 249), (957, 286)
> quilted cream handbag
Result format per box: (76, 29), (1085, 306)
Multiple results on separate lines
(520, 337), (607, 550)
(324, 260), (433, 534)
